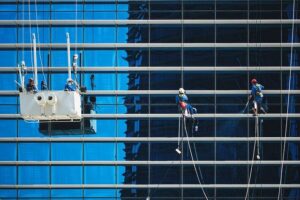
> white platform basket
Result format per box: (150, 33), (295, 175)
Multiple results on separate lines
(20, 91), (82, 120)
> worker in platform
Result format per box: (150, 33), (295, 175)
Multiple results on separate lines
(176, 88), (197, 117)
(64, 78), (77, 91)
(26, 78), (38, 93)
(248, 79), (266, 116)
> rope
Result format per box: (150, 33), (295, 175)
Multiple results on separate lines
(177, 116), (181, 149)
(183, 116), (208, 200)
(22, 0), (25, 61)
(28, 0), (34, 79)
(75, 0), (78, 53)
(277, 1), (296, 199)
(191, 126), (205, 182)
(33, 0), (47, 84)
(180, 0), (184, 88)
(244, 116), (259, 199)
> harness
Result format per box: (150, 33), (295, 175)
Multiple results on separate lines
(254, 84), (263, 98)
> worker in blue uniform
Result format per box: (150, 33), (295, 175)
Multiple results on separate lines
(248, 79), (266, 116)
(64, 78), (77, 91)
(26, 78), (38, 93)
(176, 88), (197, 117)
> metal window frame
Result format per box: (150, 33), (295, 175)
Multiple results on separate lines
(0, 66), (300, 73)
(1, 43), (300, 49)
(0, 184), (299, 189)
(1, 137), (299, 142)
(0, 113), (300, 119)
(1, 19), (300, 25)
(0, 90), (300, 96)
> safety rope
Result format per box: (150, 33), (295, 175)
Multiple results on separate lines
(75, 0), (78, 53)
(28, 0), (34, 79)
(22, 0), (25, 61)
(244, 116), (259, 199)
(277, 1), (296, 199)
(183, 116), (208, 200)
(177, 116), (181, 151)
(33, 0), (47, 84)
(191, 123), (205, 182)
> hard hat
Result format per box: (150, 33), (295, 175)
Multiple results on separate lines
(251, 79), (257, 84)
(29, 78), (33, 81)
(67, 78), (73, 82)
(73, 54), (78, 60)
(179, 88), (185, 94)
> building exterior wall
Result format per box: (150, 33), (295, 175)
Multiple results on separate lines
(0, 0), (299, 199)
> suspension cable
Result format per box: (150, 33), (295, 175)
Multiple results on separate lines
(245, 116), (259, 199)
(75, 0), (78, 53)
(183, 116), (209, 200)
(28, 0), (34, 79)
(22, 0), (25, 61)
(277, 0), (296, 199)
(33, 0), (46, 84)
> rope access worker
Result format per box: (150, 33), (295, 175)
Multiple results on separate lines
(64, 78), (77, 91)
(248, 79), (266, 116)
(176, 88), (197, 117)
(26, 78), (38, 93)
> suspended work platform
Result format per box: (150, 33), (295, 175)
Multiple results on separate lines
(20, 91), (82, 121)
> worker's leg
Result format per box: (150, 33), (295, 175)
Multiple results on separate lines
(257, 99), (266, 114)
(187, 104), (196, 116)
(252, 100), (258, 116)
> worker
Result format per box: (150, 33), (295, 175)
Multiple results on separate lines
(64, 78), (77, 91)
(176, 88), (197, 117)
(248, 79), (266, 116)
(26, 78), (38, 93)
(41, 80), (47, 90)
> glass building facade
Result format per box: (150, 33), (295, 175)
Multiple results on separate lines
(0, 0), (299, 199)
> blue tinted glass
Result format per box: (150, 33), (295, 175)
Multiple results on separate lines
(51, 189), (82, 198)
(0, 189), (17, 198)
(0, 4), (16, 11)
(84, 143), (115, 161)
(0, 51), (16, 66)
(51, 166), (82, 184)
(52, 143), (82, 161)
(0, 143), (16, 161)
(51, 27), (83, 43)
(84, 189), (116, 198)
(84, 166), (115, 184)
(0, 120), (17, 137)
(84, 26), (116, 43)
(18, 143), (49, 161)
(17, 27), (50, 43)
(84, 50), (117, 67)
(0, 166), (16, 184)
(18, 189), (50, 198)
(19, 166), (49, 184)
(18, 121), (43, 137)
(0, 27), (16, 43)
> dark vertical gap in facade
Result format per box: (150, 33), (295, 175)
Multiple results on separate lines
(16, 2), (20, 199)
(214, 0), (217, 199)
(181, 1), (184, 199)
(247, 0), (250, 197)
(49, 1), (52, 198)
(148, 0), (151, 198)
(81, 1), (85, 198)
(280, 0), (284, 197)
(115, 1), (119, 199)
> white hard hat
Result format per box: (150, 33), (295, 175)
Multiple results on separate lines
(73, 54), (78, 60)
(67, 78), (73, 82)
(179, 88), (185, 94)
